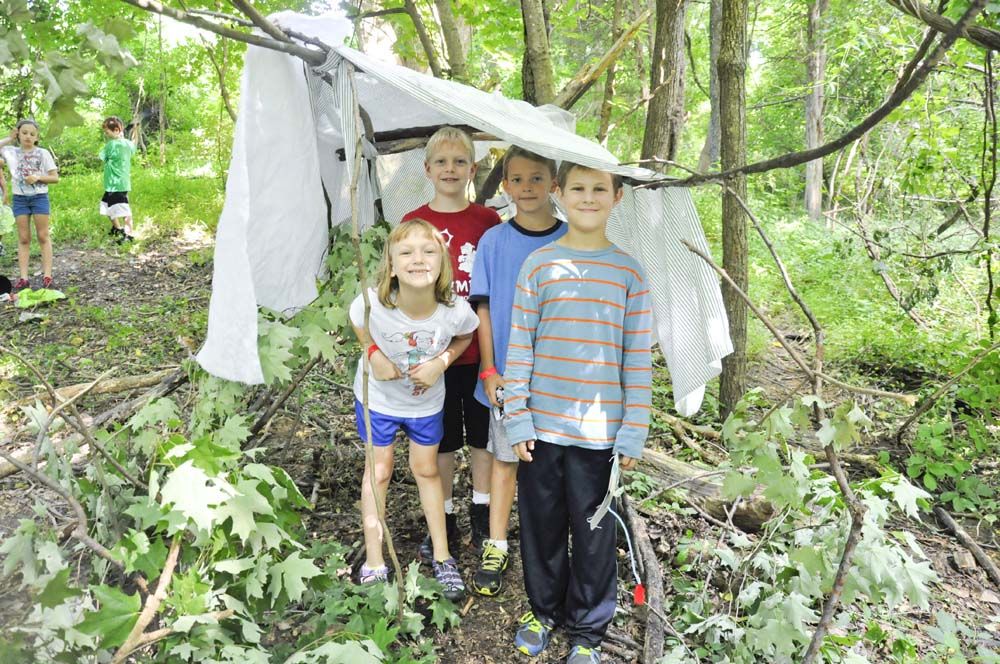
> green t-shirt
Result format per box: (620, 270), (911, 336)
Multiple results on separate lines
(99, 137), (136, 193)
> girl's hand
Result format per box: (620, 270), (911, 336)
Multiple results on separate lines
(409, 356), (446, 389)
(369, 351), (402, 381)
(483, 372), (505, 407)
(619, 454), (640, 471)
(24, 174), (38, 185)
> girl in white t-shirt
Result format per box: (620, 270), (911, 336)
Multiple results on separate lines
(350, 219), (479, 601)
(0, 120), (59, 290)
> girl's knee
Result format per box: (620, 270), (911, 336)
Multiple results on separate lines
(366, 458), (394, 485)
(409, 454), (439, 479)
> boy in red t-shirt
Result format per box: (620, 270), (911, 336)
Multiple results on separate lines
(402, 127), (500, 559)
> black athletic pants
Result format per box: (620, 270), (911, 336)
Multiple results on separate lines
(517, 441), (617, 648)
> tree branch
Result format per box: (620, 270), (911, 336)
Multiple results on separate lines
(111, 536), (182, 664)
(118, 0), (325, 64)
(886, 0), (1000, 52)
(228, 0), (291, 43)
(650, 0), (988, 188)
(679, 240), (917, 404)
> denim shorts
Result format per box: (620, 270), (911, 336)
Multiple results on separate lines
(354, 400), (444, 447)
(12, 194), (50, 216)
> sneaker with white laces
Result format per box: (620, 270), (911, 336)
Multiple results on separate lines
(431, 557), (465, 602)
(514, 611), (553, 657)
(566, 645), (601, 663)
(357, 564), (388, 585)
(472, 541), (509, 596)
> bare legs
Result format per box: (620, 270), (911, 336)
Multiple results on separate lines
(15, 214), (51, 280)
(489, 459), (518, 541)
(361, 441), (454, 569)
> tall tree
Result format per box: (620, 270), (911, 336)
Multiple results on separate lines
(433, 0), (467, 81)
(641, 0), (689, 166)
(718, 0), (749, 417)
(521, 0), (556, 104)
(697, 0), (722, 172)
(805, 0), (829, 220)
(598, 0), (625, 143)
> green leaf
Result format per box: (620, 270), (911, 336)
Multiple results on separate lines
(77, 585), (141, 649)
(159, 461), (235, 532)
(888, 476), (930, 519)
(0, 520), (39, 585)
(215, 479), (275, 543)
(267, 551), (322, 605)
(36, 568), (81, 608)
(258, 319), (300, 385)
(129, 397), (179, 430)
(302, 323), (338, 362)
(722, 471), (757, 500)
(215, 414), (251, 451)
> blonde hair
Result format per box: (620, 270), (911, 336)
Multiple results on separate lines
(425, 126), (475, 162)
(375, 219), (455, 308)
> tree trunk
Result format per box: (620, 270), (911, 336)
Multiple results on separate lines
(521, 0), (556, 104)
(631, 0), (650, 98)
(403, 0), (444, 78)
(158, 14), (166, 166)
(433, 0), (468, 81)
(641, 0), (689, 167)
(597, 0), (625, 143)
(697, 0), (722, 172)
(805, 0), (829, 220)
(718, 0), (749, 418)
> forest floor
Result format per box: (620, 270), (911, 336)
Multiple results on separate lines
(0, 240), (998, 662)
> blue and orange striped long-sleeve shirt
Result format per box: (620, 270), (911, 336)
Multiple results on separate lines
(503, 243), (653, 458)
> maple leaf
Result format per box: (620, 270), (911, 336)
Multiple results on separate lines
(158, 461), (235, 532)
(267, 551), (322, 604)
(216, 479), (275, 543)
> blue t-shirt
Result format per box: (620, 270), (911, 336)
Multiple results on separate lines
(469, 218), (567, 407)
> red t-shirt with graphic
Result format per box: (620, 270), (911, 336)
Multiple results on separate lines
(402, 203), (500, 366)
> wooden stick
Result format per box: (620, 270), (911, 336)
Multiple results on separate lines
(934, 505), (1000, 588)
(622, 494), (665, 663)
(111, 536), (182, 664)
(679, 240), (916, 405)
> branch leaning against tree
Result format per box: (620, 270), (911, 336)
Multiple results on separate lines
(649, 0), (988, 188)
(886, 0), (1000, 52)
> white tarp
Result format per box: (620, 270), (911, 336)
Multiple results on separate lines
(197, 13), (732, 415)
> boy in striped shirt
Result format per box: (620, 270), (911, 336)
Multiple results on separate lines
(505, 162), (652, 663)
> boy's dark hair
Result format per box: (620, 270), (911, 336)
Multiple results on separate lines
(103, 116), (124, 132)
(556, 161), (623, 192)
(502, 146), (557, 179)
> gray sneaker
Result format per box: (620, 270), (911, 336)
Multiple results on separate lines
(431, 557), (465, 602)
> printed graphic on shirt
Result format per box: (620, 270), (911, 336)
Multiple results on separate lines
(440, 228), (454, 246)
(457, 241), (476, 276)
(382, 329), (443, 396)
(12, 150), (49, 194)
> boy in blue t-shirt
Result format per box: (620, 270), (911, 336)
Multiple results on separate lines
(468, 147), (566, 596)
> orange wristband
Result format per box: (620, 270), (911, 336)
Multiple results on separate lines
(479, 367), (498, 380)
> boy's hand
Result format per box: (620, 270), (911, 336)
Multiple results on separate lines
(369, 351), (402, 381)
(513, 440), (535, 463)
(484, 372), (505, 407)
(618, 454), (640, 471)
(409, 355), (446, 389)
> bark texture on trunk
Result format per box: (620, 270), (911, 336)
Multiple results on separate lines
(697, 0), (722, 172)
(403, 0), (444, 78)
(718, 0), (749, 418)
(521, 0), (556, 104)
(433, 0), (468, 81)
(641, 0), (689, 167)
(598, 0), (626, 143)
(805, 0), (829, 220)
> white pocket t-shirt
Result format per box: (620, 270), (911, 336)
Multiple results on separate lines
(350, 289), (479, 417)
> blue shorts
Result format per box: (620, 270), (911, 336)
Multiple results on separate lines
(12, 194), (50, 217)
(354, 400), (443, 447)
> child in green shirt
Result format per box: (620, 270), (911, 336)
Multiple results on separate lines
(99, 116), (137, 243)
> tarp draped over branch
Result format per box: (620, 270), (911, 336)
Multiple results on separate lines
(196, 12), (732, 415)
